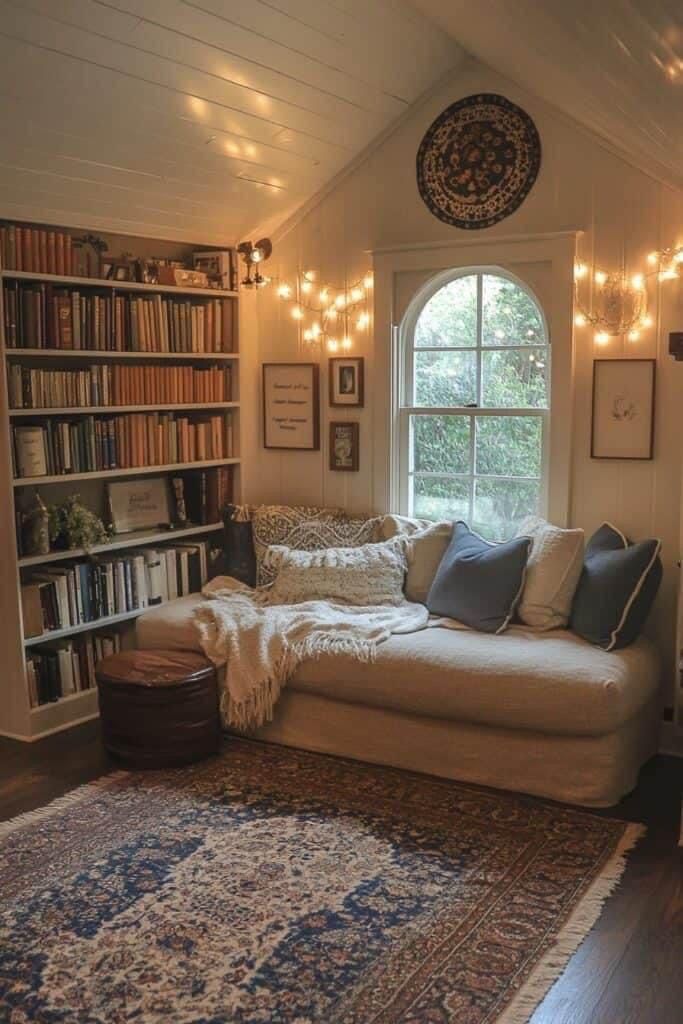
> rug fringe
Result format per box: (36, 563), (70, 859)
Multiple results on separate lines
(0, 772), (128, 840)
(496, 821), (646, 1024)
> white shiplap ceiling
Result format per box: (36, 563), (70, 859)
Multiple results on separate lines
(412, 0), (683, 193)
(0, 0), (463, 245)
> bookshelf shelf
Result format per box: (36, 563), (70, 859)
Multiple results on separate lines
(25, 607), (151, 646)
(18, 521), (223, 567)
(11, 403), (239, 417)
(6, 349), (239, 361)
(13, 458), (240, 487)
(1, 269), (238, 299)
(1, 223), (241, 739)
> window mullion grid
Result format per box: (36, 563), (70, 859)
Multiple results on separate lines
(470, 274), (484, 524)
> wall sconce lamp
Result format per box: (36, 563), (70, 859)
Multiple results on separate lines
(237, 238), (272, 287)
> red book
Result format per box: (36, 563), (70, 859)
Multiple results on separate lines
(47, 232), (56, 275)
(39, 231), (48, 273)
(56, 233), (65, 276)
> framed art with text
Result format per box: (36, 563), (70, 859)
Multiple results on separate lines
(263, 362), (320, 450)
(591, 358), (656, 460)
(107, 477), (172, 534)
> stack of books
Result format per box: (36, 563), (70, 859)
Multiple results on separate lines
(13, 412), (234, 477)
(21, 541), (210, 639)
(25, 633), (119, 707)
(1, 223), (75, 275)
(3, 282), (234, 352)
(182, 466), (233, 524)
(9, 364), (233, 409)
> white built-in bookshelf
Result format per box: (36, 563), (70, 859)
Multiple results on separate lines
(0, 224), (241, 740)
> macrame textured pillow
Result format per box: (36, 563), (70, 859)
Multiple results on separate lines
(266, 541), (408, 607)
(251, 505), (382, 586)
(514, 516), (584, 630)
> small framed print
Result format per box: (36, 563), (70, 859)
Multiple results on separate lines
(329, 421), (359, 472)
(591, 359), (656, 460)
(107, 478), (172, 534)
(329, 357), (364, 407)
(263, 362), (320, 450)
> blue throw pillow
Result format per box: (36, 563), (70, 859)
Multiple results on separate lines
(426, 521), (532, 633)
(570, 523), (662, 650)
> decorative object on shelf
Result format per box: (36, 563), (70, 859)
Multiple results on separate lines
(263, 363), (320, 450)
(273, 269), (373, 352)
(48, 494), (112, 551)
(329, 422), (359, 471)
(573, 263), (652, 344)
(20, 490), (50, 557)
(171, 477), (188, 528)
(135, 258), (159, 285)
(157, 266), (209, 289)
(237, 238), (272, 288)
(193, 250), (234, 291)
(329, 357), (365, 407)
(107, 478), (172, 534)
(591, 359), (656, 460)
(101, 254), (136, 282)
(416, 93), (541, 230)
(72, 233), (108, 278)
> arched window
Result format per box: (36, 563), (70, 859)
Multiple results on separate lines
(398, 269), (550, 541)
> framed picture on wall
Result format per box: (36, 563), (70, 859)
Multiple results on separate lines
(591, 358), (656, 460)
(329, 357), (364, 407)
(263, 362), (320, 450)
(329, 422), (359, 471)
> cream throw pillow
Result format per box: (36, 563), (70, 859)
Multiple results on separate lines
(515, 516), (584, 629)
(404, 522), (453, 604)
(265, 540), (408, 607)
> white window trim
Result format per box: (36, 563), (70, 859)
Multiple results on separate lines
(398, 266), (551, 529)
(369, 232), (577, 525)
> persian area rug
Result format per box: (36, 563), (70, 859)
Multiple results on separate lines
(0, 741), (643, 1024)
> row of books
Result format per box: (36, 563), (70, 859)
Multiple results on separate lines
(3, 283), (234, 353)
(9, 364), (234, 409)
(13, 413), (234, 477)
(183, 466), (233, 526)
(26, 633), (119, 707)
(1, 223), (75, 276)
(21, 541), (210, 639)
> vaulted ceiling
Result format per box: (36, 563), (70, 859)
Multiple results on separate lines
(413, 0), (683, 194)
(0, 0), (463, 245)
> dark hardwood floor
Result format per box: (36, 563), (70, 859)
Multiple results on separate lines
(1, 722), (681, 1023)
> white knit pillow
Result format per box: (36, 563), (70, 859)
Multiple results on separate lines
(265, 540), (408, 607)
(515, 516), (585, 630)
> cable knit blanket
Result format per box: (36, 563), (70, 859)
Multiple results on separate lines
(194, 576), (429, 731)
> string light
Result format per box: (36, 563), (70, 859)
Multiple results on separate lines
(268, 267), (373, 351)
(291, 305), (304, 320)
(574, 265), (650, 344)
(277, 283), (292, 299)
(595, 331), (610, 345)
(363, 273), (374, 290)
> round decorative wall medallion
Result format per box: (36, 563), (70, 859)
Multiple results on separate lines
(416, 93), (541, 230)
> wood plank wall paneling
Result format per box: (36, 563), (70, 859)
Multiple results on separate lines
(239, 61), (683, 703)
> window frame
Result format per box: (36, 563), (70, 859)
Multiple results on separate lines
(398, 266), (551, 532)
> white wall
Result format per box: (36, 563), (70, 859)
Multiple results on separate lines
(240, 58), (683, 702)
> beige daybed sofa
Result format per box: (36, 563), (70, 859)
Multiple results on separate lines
(136, 592), (661, 808)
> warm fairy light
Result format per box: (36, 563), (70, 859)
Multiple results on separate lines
(574, 262), (587, 280)
(647, 252), (658, 265)
(277, 283), (292, 298)
(304, 270), (315, 281)
(574, 313), (586, 327)
(356, 312), (370, 329)
(594, 270), (607, 286)
(301, 279), (313, 294)
(631, 273), (644, 289)
(310, 322), (321, 338)
(327, 338), (339, 352)
(291, 305), (304, 320)
(350, 286), (364, 303)
(642, 314), (654, 328)
(319, 288), (329, 304)
(659, 267), (678, 281)
(363, 273), (374, 289)
(341, 336), (352, 350)
(628, 329), (640, 341)
(675, 251), (683, 263)
(334, 294), (347, 309)
(327, 307), (338, 321)
(595, 331), (610, 345)
(303, 328), (313, 342)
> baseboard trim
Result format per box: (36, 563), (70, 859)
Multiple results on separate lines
(659, 721), (683, 758)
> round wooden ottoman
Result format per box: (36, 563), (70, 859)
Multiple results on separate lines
(96, 650), (221, 769)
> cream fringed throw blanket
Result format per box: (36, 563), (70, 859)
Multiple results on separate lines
(194, 576), (429, 731)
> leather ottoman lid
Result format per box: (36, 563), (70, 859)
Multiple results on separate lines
(96, 650), (215, 688)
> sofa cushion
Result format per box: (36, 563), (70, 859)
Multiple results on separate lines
(427, 522), (531, 632)
(571, 523), (663, 650)
(514, 516), (584, 630)
(265, 540), (408, 606)
(378, 514), (451, 605)
(136, 596), (660, 738)
(251, 505), (381, 586)
(290, 625), (660, 738)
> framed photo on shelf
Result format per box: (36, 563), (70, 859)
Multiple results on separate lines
(591, 358), (656, 460)
(107, 478), (172, 534)
(329, 422), (359, 472)
(263, 363), (320, 450)
(101, 256), (135, 282)
(329, 357), (364, 407)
